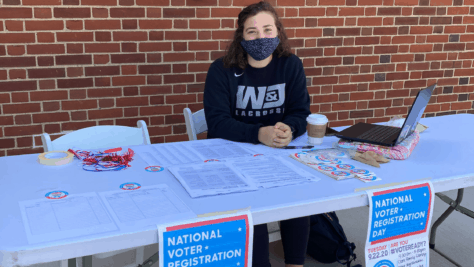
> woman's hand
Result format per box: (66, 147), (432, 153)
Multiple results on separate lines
(258, 126), (277, 147)
(272, 122), (292, 147)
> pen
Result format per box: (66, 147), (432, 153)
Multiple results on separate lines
(283, 145), (314, 149)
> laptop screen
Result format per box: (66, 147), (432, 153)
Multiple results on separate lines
(395, 84), (436, 145)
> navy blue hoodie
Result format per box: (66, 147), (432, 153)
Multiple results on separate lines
(203, 54), (311, 144)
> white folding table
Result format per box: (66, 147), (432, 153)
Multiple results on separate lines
(0, 114), (473, 267)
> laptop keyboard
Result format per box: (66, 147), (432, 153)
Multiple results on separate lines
(356, 126), (400, 143)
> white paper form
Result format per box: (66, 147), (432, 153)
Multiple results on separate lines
(19, 192), (118, 244)
(187, 139), (255, 160)
(237, 132), (333, 156)
(134, 143), (204, 167)
(168, 162), (258, 198)
(226, 156), (320, 188)
(99, 184), (195, 230)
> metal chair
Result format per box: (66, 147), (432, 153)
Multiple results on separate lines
(41, 120), (151, 267)
(182, 108), (282, 242)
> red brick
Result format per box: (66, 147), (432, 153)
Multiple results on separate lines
(57, 32), (94, 42)
(316, 58), (342, 66)
(0, 33), (35, 44)
(4, 125), (42, 137)
(136, 0), (168, 5)
(56, 55), (92, 65)
(67, 67), (84, 77)
(137, 65), (171, 74)
(61, 100), (97, 110)
(54, 8), (91, 18)
(84, 66), (120, 76)
(164, 94), (195, 104)
(26, 44), (64, 55)
(115, 96), (148, 107)
(84, 43), (120, 53)
(34, 8), (52, 18)
(84, 20), (121, 30)
(163, 8), (195, 18)
(110, 8), (145, 17)
(57, 78), (93, 88)
(86, 88), (121, 98)
(28, 68), (66, 79)
(112, 76), (146, 86)
(0, 8), (32, 18)
(113, 31), (147, 41)
(386, 72), (409, 80)
(3, 103), (41, 114)
(33, 112), (69, 123)
(163, 52), (195, 62)
(23, 0), (61, 4)
(139, 42), (172, 52)
(430, 0), (453, 5)
(81, 0), (117, 5)
(25, 20), (63, 31)
(139, 20), (173, 29)
(444, 43), (465, 51)
(0, 80), (37, 92)
(88, 108), (123, 119)
(0, 57), (36, 67)
(0, 116), (14, 126)
(296, 29), (323, 38)
(5, 21), (23, 31)
(111, 54), (146, 63)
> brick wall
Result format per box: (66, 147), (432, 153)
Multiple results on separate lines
(0, 0), (473, 156)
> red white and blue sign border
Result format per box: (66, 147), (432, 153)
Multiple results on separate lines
(158, 211), (253, 267)
(370, 182), (432, 245)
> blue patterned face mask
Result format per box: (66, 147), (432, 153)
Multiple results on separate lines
(240, 36), (280, 61)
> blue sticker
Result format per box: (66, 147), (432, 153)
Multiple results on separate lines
(335, 164), (355, 170)
(145, 166), (164, 172)
(45, 191), (68, 199)
(374, 259), (395, 267)
(120, 182), (141, 190)
(330, 171), (351, 177)
(351, 169), (371, 175)
(317, 165), (337, 172)
(204, 159), (220, 162)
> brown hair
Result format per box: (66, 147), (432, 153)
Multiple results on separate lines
(222, 1), (292, 69)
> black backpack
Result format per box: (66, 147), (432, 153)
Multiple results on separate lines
(306, 212), (362, 267)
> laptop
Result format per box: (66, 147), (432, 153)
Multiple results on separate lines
(335, 84), (436, 147)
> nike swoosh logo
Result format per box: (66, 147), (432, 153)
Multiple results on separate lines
(234, 72), (243, 77)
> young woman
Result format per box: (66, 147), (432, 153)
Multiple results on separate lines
(203, 2), (311, 267)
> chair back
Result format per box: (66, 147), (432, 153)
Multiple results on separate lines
(183, 108), (207, 141)
(41, 120), (151, 152)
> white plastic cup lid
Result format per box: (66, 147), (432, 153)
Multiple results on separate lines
(306, 114), (328, 124)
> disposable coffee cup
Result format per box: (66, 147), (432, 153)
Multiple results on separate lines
(306, 114), (328, 145)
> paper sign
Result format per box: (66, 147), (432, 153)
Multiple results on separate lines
(365, 182), (434, 267)
(158, 211), (253, 267)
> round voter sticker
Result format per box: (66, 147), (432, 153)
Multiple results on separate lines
(357, 175), (379, 181)
(120, 182), (141, 190)
(351, 169), (371, 175)
(45, 191), (68, 199)
(204, 159), (220, 162)
(335, 164), (355, 170)
(145, 166), (164, 172)
(318, 165), (337, 172)
(374, 259), (395, 267)
(253, 154), (264, 157)
(331, 171), (351, 177)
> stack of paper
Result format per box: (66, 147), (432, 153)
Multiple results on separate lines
(226, 156), (320, 188)
(168, 162), (259, 198)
